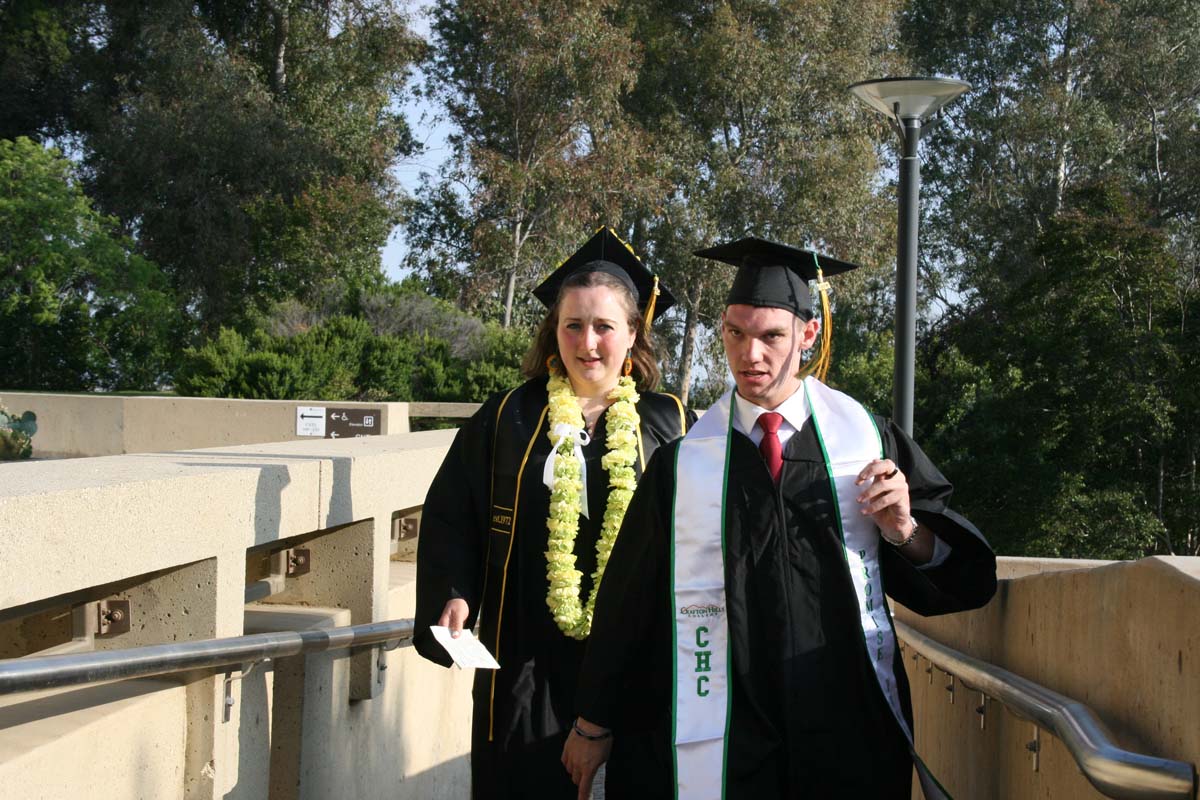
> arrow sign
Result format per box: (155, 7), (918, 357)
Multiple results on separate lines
(296, 406), (327, 437)
(325, 407), (382, 439)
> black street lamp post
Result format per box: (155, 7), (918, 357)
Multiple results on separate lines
(848, 77), (970, 435)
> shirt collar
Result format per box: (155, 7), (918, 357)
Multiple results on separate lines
(731, 380), (811, 435)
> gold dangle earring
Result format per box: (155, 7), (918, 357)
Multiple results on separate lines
(623, 350), (633, 377)
(546, 354), (561, 375)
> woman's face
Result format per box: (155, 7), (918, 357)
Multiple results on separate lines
(555, 285), (638, 396)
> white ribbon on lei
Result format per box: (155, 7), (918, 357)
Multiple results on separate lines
(543, 422), (591, 518)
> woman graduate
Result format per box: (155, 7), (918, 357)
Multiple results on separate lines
(414, 227), (694, 799)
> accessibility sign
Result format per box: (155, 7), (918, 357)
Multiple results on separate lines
(326, 408), (381, 439)
(296, 406), (383, 438)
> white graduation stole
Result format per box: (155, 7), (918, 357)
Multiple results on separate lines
(670, 391), (735, 800)
(670, 378), (910, 800)
(802, 377), (909, 739)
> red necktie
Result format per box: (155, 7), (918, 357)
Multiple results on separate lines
(758, 412), (784, 483)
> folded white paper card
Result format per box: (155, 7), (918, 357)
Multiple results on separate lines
(429, 626), (501, 670)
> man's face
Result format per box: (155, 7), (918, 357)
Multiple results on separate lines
(721, 303), (820, 409)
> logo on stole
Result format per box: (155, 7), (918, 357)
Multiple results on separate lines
(679, 603), (724, 619)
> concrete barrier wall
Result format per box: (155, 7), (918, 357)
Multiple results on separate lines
(898, 555), (1200, 799)
(0, 391), (413, 458)
(0, 678), (188, 800)
(0, 431), (472, 800)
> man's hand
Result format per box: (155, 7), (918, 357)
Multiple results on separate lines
(855, 458), (933, 563)
(438, 599), (469, 637)
(561, 718), (612, 800)
(855, 458), (912, 534)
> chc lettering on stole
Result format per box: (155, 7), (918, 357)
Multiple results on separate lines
(695, 625), (712, 696)
(677, 601), (725, 708)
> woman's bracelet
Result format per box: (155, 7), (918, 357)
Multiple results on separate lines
(572, 720), (612, 740)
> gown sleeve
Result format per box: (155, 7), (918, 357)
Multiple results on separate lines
(878, 418), (998, 615)
(413, 395), (502, 667)
(574, 442), (677, 729)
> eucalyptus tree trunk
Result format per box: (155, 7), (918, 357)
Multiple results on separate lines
(677, 283), (702, 406)
(1190, 438), (1198, 554)
(266, 1), (289, 95)
(503, 222), (523, 329)
(502, 269), (517, 329)
(1052, 13), (1076, 216)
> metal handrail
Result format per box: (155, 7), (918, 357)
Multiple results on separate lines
(2, 617), (1194, 800)
(0, 618), (414, 696)
(896, 620), (1197, 800)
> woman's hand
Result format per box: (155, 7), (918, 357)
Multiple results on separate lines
(562, 719), (612, 800)
(438, 599), (469, 637)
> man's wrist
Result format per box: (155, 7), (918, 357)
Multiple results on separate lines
(572, 718), (612, 740)
(880, 516), (919, 547)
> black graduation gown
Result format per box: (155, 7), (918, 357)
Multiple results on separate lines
(576, 411), (998, 799)
(414, 377), (695, 800)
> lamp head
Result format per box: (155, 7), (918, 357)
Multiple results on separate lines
(848, 76), (970, 123)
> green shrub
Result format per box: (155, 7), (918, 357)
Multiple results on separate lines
(279, 316), (373, 400)
(231, 351), (314, 399)
(411, 335), (465, 401)
(360, 336), (421, 400)
(175, 311), (531, 403)
(456, 324), (526, 401)
(174, 328), (250, 397)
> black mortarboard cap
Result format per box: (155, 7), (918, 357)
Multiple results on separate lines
(533, 227), (676, 322)
(693, 236), (858, 318)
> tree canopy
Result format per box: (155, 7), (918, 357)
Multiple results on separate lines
(405, 0), (659, 327)
(1, 0), (423, 333)
(902, 0), (1200, 556)
(0, 136), (177, 389)
(2, 0), (1198, 556)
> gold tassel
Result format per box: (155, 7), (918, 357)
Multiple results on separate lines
(643, 275), (660, 334)
(813, 274), (833, 383)
(799, 258), (833, 383)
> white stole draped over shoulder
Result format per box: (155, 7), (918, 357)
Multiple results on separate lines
(669, 390), (734, 800)
(669, 378), (912, 800)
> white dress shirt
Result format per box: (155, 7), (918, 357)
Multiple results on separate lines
(731, 381), (810, 448)
(730, 387), (951, 568)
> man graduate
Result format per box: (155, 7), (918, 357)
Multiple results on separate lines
(562, 237), (997, 799)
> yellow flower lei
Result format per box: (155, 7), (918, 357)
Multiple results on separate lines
(544, 371), (641, 639)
